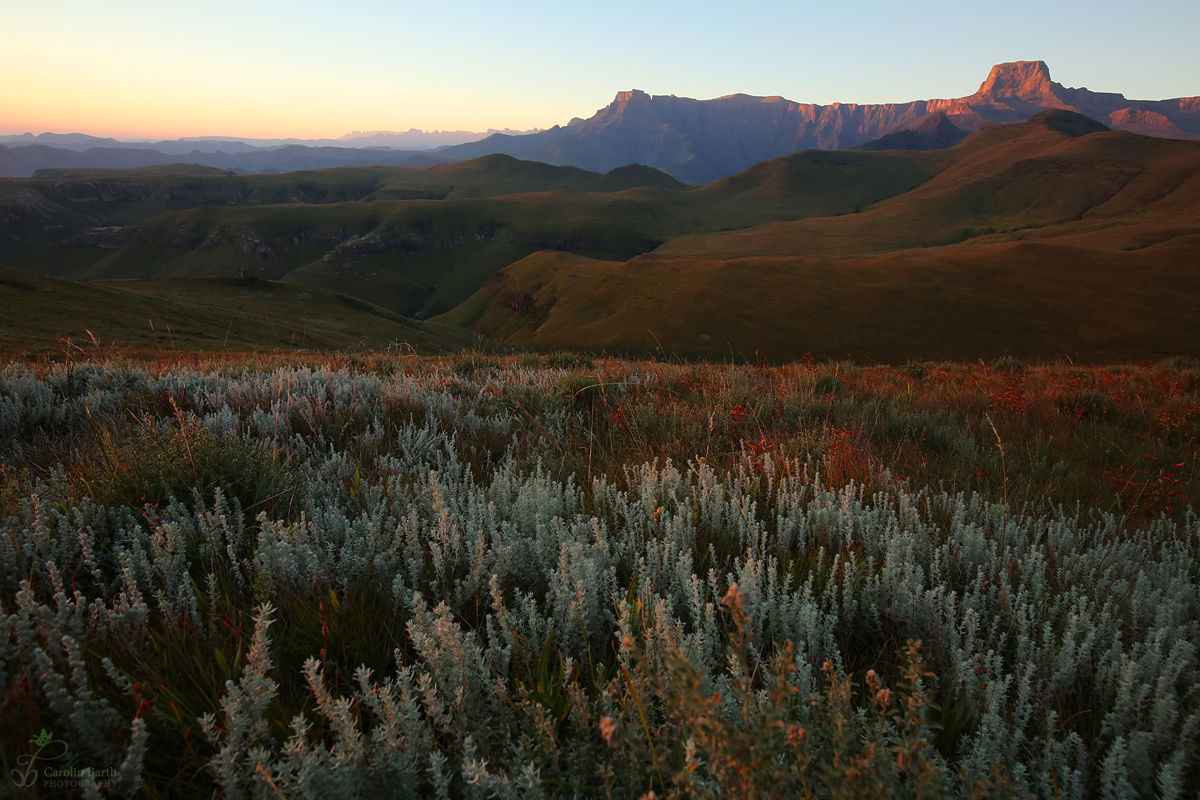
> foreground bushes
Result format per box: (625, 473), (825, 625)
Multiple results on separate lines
(0, 354), (1197, 798)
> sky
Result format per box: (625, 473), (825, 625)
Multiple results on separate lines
(3, 0), (1198, 141)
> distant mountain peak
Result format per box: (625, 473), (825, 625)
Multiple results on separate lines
(610, 90), (654, 115)
(587, 90), (658, 130)
(614, 90), (651, 103)
(976, 60), (1055, 99)
(338, 129), (421, 140)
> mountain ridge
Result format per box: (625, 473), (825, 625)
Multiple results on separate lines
(433, 61), (1199, 182)
(0, 127), (546, 153)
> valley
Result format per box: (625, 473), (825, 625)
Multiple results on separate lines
(4, 107), (1199, 363)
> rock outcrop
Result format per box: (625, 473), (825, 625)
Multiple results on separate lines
(926, 60), (1200, 138)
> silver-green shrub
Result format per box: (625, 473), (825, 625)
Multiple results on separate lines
(1, 359), (1196, 797)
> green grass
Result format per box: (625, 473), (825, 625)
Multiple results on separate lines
(9, 184), (874, 318)
(0, 265), (490, 357)
(2, 147), (957, 320)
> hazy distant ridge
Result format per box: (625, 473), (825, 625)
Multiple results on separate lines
(0, 126), (550, 178)
(0, 143), (449, 178)
(0, 127), (545, 153)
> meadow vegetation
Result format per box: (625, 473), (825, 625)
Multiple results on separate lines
(1, 350), (1197, 798)
(0, 266), (483, 359)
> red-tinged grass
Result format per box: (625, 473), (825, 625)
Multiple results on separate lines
(17, 348), (1194, 542)
(16, 350), (1194, 525)
(501, 355), (1200, 526)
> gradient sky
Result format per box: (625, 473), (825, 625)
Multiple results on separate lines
(3, 0), (1198, 140)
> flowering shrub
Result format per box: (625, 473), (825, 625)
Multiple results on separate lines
(0, 354), (1197, 798)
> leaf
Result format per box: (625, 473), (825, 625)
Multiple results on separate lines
(214, 648), (230, 680)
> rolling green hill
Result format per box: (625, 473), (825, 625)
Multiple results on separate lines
(0, 265), (481, 358)
(5, 193), (684, 317)
(5, 149), (942, 321)
(437, 112), (1200, 362)
(655, 111), (1200, 260)
(435, 242), (1200, 363)
(363, 154), (690, 200)
(0, 156), (689, 251)
(696, 148), (941, 204)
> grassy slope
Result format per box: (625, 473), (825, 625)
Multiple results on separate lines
(656, 118), (1200, 259)
(31, 164), (236, 179)
(439, 114), (1200, 362)
(364, 154), (691, 200)
(0, 156), (690, 251)
(438, 243), (1200, 363)
(9, 149), (936, 320)
(0, 265), (482, 358)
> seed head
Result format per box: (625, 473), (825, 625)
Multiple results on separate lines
(600, 716), (620, 747)
(721, 584), (745, 613)
(787, 724), (806, 747)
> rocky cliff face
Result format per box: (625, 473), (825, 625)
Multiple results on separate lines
(925, 60), (1200, 139)
(436, 61), (1200, 183)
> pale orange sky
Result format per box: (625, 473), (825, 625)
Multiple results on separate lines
(1, 45), (563, 139)
(3, 0), (1197, 141)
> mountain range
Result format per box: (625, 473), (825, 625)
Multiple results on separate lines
(333, 128), (545, 148)
(2, 62), (1195, 181)
(429, 60), (1200, 182)
(0, 143), (447, 179)
(0, 129), (545, 179)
